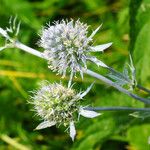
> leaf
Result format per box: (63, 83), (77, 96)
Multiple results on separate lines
(129, 0), (142, 52)
(108, 73), (128, 87)
(88, 25), (102, 41)
(90, 43), (112, 52)
(35, 121), (56, 130)
(79, 107), (101, 118)
(127, 124), (150, 150)
(129, 0), (150, 54)
(70, 121), (76, 141)
(129, 111), (150, 119)
(136, 0), (150, 33)
(133, 21), (150, 83)
(80, 83), (94, 98)
(108, 64), (133, 88)
(0, 28), (8, 38)
(87, 57), (108, 68)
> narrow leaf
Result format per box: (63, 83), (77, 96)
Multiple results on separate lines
(88, 24), (102, 41)
(70, 121), (76, 141)
(0, 28), (8, 38)
(87, 57), (108, 68)
(35, 121), (56, 130)
(79, 107), (101, 118)
(90, 43), (112, 52)
(0, 46), (7, 51)
(80, 82), (94, 98)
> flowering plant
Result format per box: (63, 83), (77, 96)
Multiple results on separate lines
(0, 17), (150, 141)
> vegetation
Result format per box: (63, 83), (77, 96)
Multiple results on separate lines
(0, 0), (150, 149)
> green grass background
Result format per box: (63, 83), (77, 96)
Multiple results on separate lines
(0, 0), (150, 149)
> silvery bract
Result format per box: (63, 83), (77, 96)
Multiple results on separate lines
(0, 28), (8, 38)
(31, 81), (100, 141)
(0, 16), (21, 51)
(0, 16), (20, 39)
(108, 55), (137, 90)
(39, 20), (112, 78)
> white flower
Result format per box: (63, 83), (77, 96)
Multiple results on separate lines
(39, 19), (112, 78)
(30, 81), (100, 140)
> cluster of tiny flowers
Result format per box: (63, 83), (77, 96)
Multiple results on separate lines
(32, 82), (79, 126)
(31, 81), (100, 140)
(39, 19), (112, 78)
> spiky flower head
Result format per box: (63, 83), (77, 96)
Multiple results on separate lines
(31, 81), (100, 141)
(39, 19), (112, 78)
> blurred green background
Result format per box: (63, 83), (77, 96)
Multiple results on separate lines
(0, 0), (150, 149)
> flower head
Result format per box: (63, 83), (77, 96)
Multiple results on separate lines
(39, 19), (112, 78)
(30, 81), (100, 141)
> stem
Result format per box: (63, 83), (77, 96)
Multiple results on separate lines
(13, 41), (150, 104)
(84, 106), (150, 111)
(14, 41), (45, 59)
(84, 69), (150, 104)
(108, 67), (150, 94)
(108, 67), (130, 82)
(137, 84), (150, 94)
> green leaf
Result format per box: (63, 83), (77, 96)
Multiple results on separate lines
(133, 21), (150, 83)
(129, 0), (142, 53)
(136, 0), (150, 32)
(127, 124), (150, 150)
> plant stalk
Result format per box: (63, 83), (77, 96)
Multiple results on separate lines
(84, 69), (150, 104)
(12, 41), (150, 104)
(108, 67), (150, 94)
(84, 106), (150, 111)
(14, 41), (45, 59)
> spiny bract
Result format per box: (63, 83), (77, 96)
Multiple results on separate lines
(39, 19), (112, 78)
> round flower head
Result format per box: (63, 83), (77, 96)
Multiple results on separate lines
(31, 81), (100, 141)
(39, 19), (112, 78)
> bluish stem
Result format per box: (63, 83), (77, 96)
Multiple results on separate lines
(84, 106), (150, 111)
(85, 69), (150, 104)
(10, 41), (150, 104)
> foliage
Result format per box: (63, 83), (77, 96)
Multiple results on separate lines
(0, 0), (150, 150)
